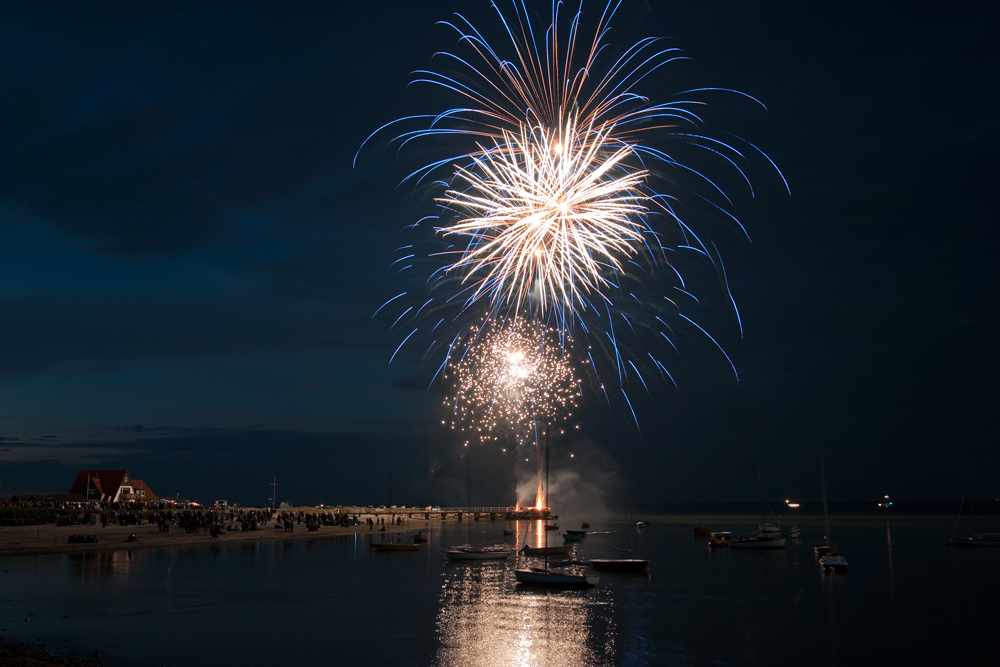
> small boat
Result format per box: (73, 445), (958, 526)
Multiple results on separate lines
(730, 533), (785, 549)
(565, 529), (587, 536)
(759, 522), (781, 534)
(562, 532), (584, 541)
(693, 525), (711, 536)
(949, 533), (1000, 547)
(580, 522), (590, 529)
(370, 543), (420, 552)
(544, 523), (560, 531)
(521, 543), (573, 556)
(588, 559), (648, 574)
(446, 546), (510, 561)
(413, 531), (428, 543)
(708, 531), (731, 548)
(819, 554), (849, 573)
(635, 521), (648, 529)
(502, 529), (515, 536)
(813, 545), (838, 556)
(514, 566), (598, 587)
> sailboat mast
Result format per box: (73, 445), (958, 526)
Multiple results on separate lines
(966, 463), (975, 536)
(821, 456), (831, 546)
(756, 463), (765, 528)
(544, 423), (550, 571)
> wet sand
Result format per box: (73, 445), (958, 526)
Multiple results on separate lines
(0, 514), (430, 558)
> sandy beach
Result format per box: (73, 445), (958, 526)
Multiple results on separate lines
(0, 513), (431, 559)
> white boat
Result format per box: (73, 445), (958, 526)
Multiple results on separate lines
(730, 533), (786, 549)
(759, 522), (781, 534)
(514, 566), (598, 587)
(819, 554), (849, 573)
(446, 547), (510, 561)
(635, 521), (648, 529)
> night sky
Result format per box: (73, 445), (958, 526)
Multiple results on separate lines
(0, 2), (996, 507)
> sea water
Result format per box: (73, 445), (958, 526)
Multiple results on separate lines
(0, 514), (996, 666)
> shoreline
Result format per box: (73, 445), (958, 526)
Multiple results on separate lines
(0, 637), (99, 667)
(0, 514), (431, 558)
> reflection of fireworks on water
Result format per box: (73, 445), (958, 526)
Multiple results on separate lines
(443, 317), (580, 508)
(366, 1), (785, 425)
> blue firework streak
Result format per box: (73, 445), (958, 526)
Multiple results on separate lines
(363, 0), (785, 426)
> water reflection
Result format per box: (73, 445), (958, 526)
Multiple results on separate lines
(67, 549), (144, 579)
(435, 560), (601, 667)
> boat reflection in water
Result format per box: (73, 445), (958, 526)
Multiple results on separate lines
(435, 560), (601, 667)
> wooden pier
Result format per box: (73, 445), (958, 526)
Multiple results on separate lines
(329, 506), (552, 522)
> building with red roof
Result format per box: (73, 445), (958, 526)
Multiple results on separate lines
(68, 470), (157, 503)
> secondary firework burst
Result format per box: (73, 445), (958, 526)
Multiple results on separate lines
(443, 317), (580, 507)
(445, 317), (579, 447)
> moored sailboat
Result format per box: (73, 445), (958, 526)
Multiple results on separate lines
(514, 432), (597, 588)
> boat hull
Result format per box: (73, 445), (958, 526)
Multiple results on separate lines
(731, 537), (785, 549)
(370, 544), (420, 552)
(446, 549), (509, 560)
(521, 544), (573, 556)
(514, 568), (598, 587)
(819, 555), (849, 573)
(949, 537), (1000, 547)
(588, 559), (648, 573)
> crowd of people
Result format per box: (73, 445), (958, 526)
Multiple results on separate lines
(2, 497), (417, 537)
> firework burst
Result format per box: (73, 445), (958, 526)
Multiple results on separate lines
(444, 316), (580, 448)
(366, 1), (785, 426)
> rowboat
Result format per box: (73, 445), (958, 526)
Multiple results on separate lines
(562, 532), (584, 541)
(514, 566), (598, 587)
(692, 525), (711, 536)
(565, 529), (587, 536)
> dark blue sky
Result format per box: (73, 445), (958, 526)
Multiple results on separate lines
(0, 2), (996, 507)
